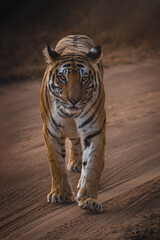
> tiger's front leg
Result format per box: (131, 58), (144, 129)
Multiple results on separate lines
(43, 126), (73, 203)
(77, 121), (106, 212)
(67, 137), (82, 173)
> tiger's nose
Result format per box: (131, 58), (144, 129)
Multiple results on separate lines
(68, 97), (80, 105)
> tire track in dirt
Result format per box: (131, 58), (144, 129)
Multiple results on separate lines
(3, 167), (159, 240)
(0, 60), (160, 240)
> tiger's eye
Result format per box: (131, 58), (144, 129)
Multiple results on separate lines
(58, 75), (67, 83)
(81, 76), (89, 83)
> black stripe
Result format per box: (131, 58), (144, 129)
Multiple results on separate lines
(83, 161), (87, 167)
(84, 119), (106, 148)
(60, 55), (87, 61)
(56, 36), (94, 50)
(59, 56), (71, 60)
(57, 111), (66, 118)
(61, 59), (87, 65)
(69, 137), (78, 140)
(46, 127), (58, 140)
(58, 141), (65, 147)
(41, 74), (63, 129)
(60, 57), (72, 62)
(64, 36), (75, 39)
(76, 36), (93, 43)
(61, 153), (66, 158)
(75, 36), (89, 40)
(74, 153), (80, 156)
(49, 70), (52, 79)
(63, 63), (72, 67)
(78, 96), (103, 129)
(56, 151), (66, 159)
(48, 83), (60, 98)
(91, 115), (99, 126)
(60, 53), (86, 58)
(97, 62), (103, 76)
(71, 54), (87, 58)
(73, 140), (81, 145)
(74, 50), (87, 54)
(80, 71), (101, 118)
(45, 87), (63, 128)
(59, 108), (70, 118)
(63, 44), (78, 48)
(73, 108), (84, 119)
(45, 128), (65, 147)
(70, 138), (81, 145)
(41, 80), (56, 130)
(75, 60), (88, 64)
(88, 149), (96, 158)
(77, 41), (93, 48)
(93, 71), (98, 90)
(77, 64), (84, 68)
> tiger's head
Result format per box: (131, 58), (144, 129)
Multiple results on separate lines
(43, 44), (101, 114)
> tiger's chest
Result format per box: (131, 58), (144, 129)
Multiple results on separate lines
(62, 118), (79, 139)
(49, 100), (79, 139)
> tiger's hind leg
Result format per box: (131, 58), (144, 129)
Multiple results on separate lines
(67, 138), (82, 173)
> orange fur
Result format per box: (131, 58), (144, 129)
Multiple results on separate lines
(40, 35), (106, 212)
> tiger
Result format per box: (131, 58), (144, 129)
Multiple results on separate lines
(40, 35), (106, 212)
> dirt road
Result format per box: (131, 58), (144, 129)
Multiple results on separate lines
(0, 59), (160, 239)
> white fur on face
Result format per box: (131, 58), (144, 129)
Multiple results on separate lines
(79, 65), (89, 76)
(59, 65), (69, 74)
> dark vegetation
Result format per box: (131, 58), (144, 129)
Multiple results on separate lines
(0, 0), (160, 83)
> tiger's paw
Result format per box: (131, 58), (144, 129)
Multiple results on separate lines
(67, 161), (82, 173)
(78, 197), (102, 213)
(47, 191), (73, 204)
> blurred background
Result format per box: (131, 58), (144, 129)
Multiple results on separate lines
(0, 0), (160, 84)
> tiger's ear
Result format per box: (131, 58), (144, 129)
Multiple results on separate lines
(86, 45), (101, 61)
(43, 45), (60, 64)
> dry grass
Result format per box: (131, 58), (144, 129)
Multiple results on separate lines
(0, 0), (160, 84)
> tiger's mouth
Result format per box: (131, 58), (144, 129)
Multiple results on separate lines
(58, 99), (86, 116)
(65, 106), (79, 115)
(62, 104), (83, 116)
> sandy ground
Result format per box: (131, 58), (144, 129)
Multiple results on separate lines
(0, 59), (160, 240)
